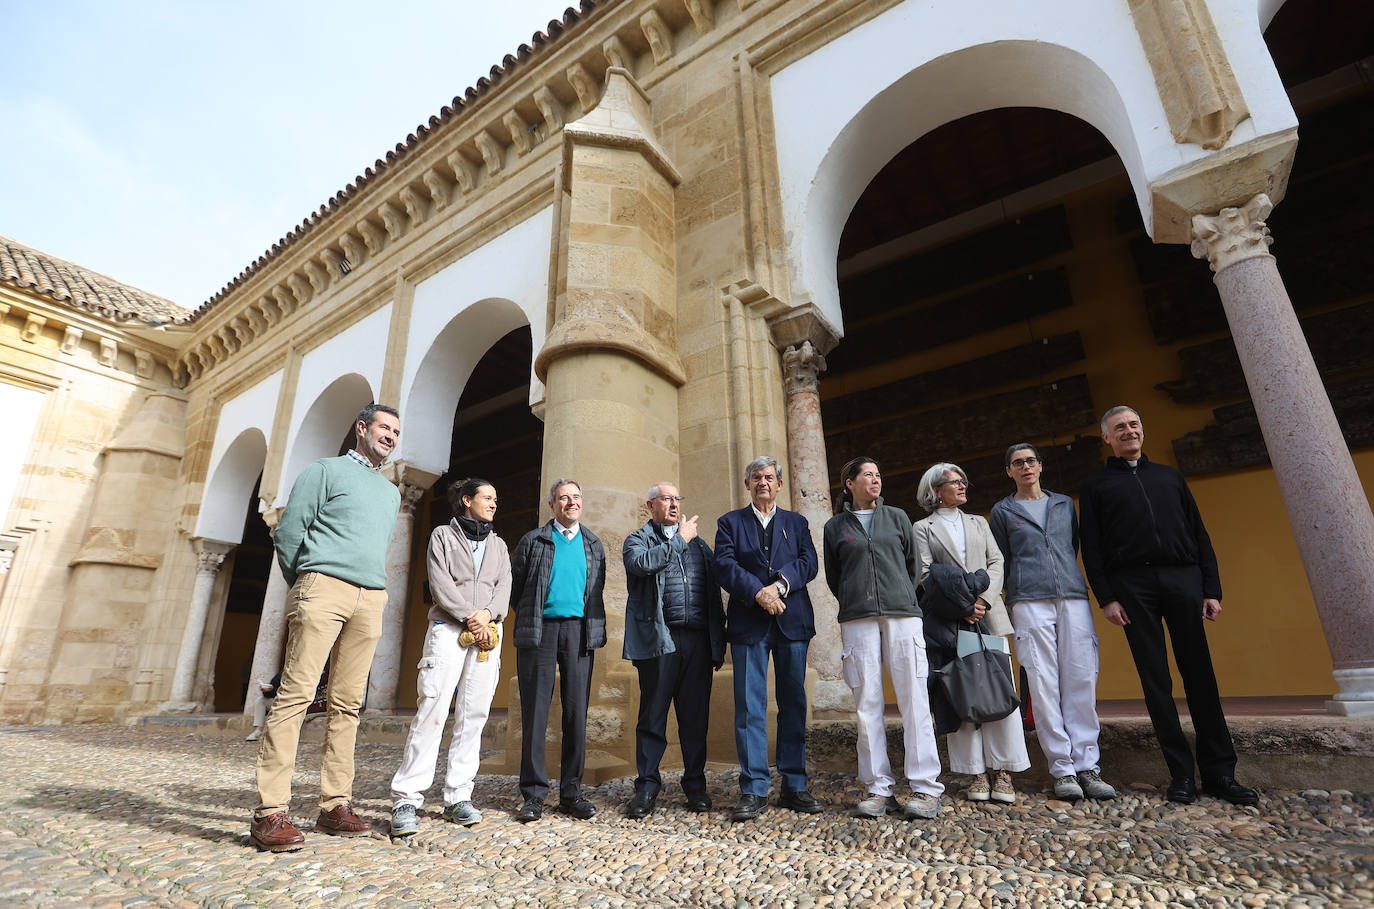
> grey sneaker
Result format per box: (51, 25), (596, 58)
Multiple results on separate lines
(903, 793), (940, 820)
(851, 794), (899, 818)
(441, 801), (482, 826)
(1077, 770), (1118, 800)
(1053, 774), (1084, 801)
(390, 803), (419, 837)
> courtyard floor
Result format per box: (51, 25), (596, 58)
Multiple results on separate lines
(0, 724), (1370, 908)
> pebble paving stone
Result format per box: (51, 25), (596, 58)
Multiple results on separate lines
(0, 726), (1371, 907)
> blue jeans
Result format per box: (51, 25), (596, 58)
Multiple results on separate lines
(732, 623), (809, 796)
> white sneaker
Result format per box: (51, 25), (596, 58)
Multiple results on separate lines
(991, 770), (1016, 804)
(1053, 774), (1084, 801)
(245, 728), (262, 742)
(965, 774), (990, 802)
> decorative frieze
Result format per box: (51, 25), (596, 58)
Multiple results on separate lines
(399, 186), (426, 226)
(475, 130), (505, 175)
(534, 86), (564, 132)
(567, 63), (599, 113)
(377, 202), (405, 241)
(503, 109), (533, 156)
(683, 0), (714, 35)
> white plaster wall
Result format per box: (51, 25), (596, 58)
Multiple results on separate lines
(395, 206), (553, 475)
(0, 382), (46, 532)
(276, 305), (391, 496)
(193, 369), (280, 541)
(769, 0), (1300, 332)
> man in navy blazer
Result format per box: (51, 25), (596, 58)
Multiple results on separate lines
(714, 455), (820, 821)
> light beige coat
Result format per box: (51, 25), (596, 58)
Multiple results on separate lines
(914, 509), (1012, 636)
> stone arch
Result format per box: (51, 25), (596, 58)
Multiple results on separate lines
(195, 428), (267, 543)
(399, 297), (532, 476)
(1258, 0), (1290, 29)
(773, 36), (1153, 332)
(279, 372), (375, 498)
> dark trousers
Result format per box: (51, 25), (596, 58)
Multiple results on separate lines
(633, 626), (712, 796)
(1113, 566), (1237, 782)
(517, 617), (593, 803)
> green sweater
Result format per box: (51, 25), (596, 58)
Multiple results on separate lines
(274, 455), (402, 590)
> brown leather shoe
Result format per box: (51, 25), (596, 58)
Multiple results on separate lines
(250, 812), (304, 852)
(316, 803), (371, 837)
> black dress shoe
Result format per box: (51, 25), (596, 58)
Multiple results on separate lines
(684, 792), (713, 813)
(624, 789), (657, 819)
(515, 799), (544, 823)
(1203, 775), (1259, 806)
(557, 796), (598, 820)
(1165, 777), (1197, 804)
(778, 789), (824, 814)
(731, 793), (766, 822)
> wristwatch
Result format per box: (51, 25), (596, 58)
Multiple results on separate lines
(774, 580), (786, 597)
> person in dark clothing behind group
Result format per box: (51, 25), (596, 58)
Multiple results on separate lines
(621, 481), (726, 819)
(1079, 406), (1258, 806)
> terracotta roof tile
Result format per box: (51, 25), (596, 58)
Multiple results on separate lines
(191, 0), (610, 322)
(0, 235), (191, 325)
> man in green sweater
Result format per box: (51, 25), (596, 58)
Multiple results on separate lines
(249, 403), (403, 852)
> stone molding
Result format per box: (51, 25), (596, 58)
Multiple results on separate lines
(1189, 193), (1274, 274)
(1127, 0), (1249, 150)
(765, 300), (840, 358)
(561, 67), (683, 187)
(381, 461), (441, 500)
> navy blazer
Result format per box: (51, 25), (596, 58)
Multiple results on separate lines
(714, 505), (818, 645)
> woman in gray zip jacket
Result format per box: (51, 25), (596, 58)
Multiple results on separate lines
(823, 456), (943, 821)
(988, 443), (1116, 802)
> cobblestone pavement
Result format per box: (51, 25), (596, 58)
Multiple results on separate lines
(0, 726), (1370, 908)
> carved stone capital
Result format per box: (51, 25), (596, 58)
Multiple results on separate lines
(765, 300), (840, 357)
(781, 340), (827, 398)
(193, 537), (235, 574)
(1190, 193), (1274, 274)
(397, 482), (426, 515)
(381, 461), (441, 502)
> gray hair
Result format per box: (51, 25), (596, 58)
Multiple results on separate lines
(1100, 405), (1141, 435)
(743, 455), (782, 484)
(646, 482), (677, 501)
(548, 478), (581, 502)
(917, 462), (969, 512)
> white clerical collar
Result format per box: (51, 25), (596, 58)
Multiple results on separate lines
(657, 522), (679, 538)
(751, 504), (776, 527)
(1126, 459), (1140, 467)
(554, 520), (580, 539)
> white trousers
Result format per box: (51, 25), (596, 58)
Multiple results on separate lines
(391, 621), (502, 808)
(946, 633), (1031, 774)
(840, 615), (944, 797)
(1011, 597), (1102, 779)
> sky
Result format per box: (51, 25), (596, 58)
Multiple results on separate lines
(0, 0), (570, 309)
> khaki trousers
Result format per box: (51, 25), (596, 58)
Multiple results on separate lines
(254, 572), (386, 817)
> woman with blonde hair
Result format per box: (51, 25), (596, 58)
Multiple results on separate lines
(914, 463), (1029, 804)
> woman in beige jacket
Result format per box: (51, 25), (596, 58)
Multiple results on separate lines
(914, 462), (1030, 804)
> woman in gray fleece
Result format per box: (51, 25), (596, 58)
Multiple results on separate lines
(823, 456), (943, 821)
(389, 477), (511, 836)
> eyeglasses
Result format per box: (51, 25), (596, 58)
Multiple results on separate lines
(938, 478), (968, 488)
(1010, 457), (1040, 469)
(654, 495), (684, 504)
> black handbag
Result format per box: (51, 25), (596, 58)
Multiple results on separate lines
(936, 626), (1020, 726)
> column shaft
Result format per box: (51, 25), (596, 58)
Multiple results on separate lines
(1193, 194), (1374, 715)
(243, 560), (290, 716)
(162, 539), (232, 712)
(367, 484), (423, 711)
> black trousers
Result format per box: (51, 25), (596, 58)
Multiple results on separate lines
(517, 617), (593, 803)
(1113, 565), (1237, 782)
(633, 626), (713, 796)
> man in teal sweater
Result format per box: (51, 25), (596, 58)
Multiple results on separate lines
(250, 403), (402, 852)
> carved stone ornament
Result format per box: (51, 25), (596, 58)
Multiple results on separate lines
(61, 326), (83, 355)
(447, 151), (477, 192)
(683, 0), (714, 35)
(377, 202), (405, 240)
(640, 10), (673, 65)
(1128, 0), (1249, 149)
(304, 260), (328, 294)
(603, 35), (631, 70)
(338, 232), (366, 267)
(423, 168), (451, 209)
(99, 337), (118, 368)
(1190, 193), (1274, 274)
(566, 63), (599, 113)
(503, 109), (532, 156)
(399, 186), (426, 226)
(782, 340), (827, 398)
(534, 86), (564, 133)
(475, 130), (505, 175)
(21, 314), (45, 343)
(397, 482), (426, 515)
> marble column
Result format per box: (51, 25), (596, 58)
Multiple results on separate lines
(161, 537), (235, 713)
(1191, 193), (1374, 716)
(243, 507), (288, 716)
(367, 480), (426, 712)
(770, 306), (850, 711)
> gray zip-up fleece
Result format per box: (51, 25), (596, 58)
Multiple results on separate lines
(426, 520), (512, 625)
(988, 490), (1089, 604)
(822, 498), (922, 624)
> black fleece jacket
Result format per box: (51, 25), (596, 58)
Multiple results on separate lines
(1079, 454), (1222, 606)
